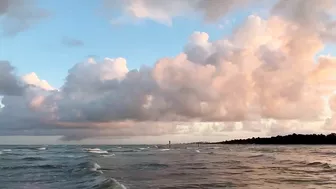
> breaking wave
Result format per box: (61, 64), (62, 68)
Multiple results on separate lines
(159, 149), (170, 151)
(84, 148), (109, 154)
(101, 154), (116, 157)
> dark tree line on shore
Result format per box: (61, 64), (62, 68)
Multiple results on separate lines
(213, 133), (336, 145)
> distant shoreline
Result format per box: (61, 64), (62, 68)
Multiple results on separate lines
(202, 133), (336, 145)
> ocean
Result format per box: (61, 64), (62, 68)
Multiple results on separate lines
(1, 145), (336, 189)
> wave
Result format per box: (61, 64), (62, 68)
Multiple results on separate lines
(278, 159), (298, 164)
(248, 154), (265, 158)
(159, 149), (170, 151)
(22, 157), (46, 161)
(1, 164), (64, 170)
(77, 161), (128, 188)
(2, 149), (12, 152)
(90, 162), (103, 174)
(313, 151), (336, 156)
(90, 150), (109, 154)
(58, 154), (88, 159)
(112, 149), (137, 153)
(92, 178), (127, 189)
(306, 161), (331, 168)
(101, 154), (116, 157)
(85, 148), (100, 151)
(138, 147), (150, 150)
(67, 161), (128, 189)
(84, 148), (109, 154)
(37, 147), (47, 151)
(135, 163), (169, 170)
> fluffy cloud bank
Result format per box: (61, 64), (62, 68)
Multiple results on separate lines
(1, 0), (336, 140)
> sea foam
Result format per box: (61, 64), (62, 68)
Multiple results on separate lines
(85, 148), (108, 154)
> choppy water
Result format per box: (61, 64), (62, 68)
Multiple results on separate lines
(1, 145), (336, 189)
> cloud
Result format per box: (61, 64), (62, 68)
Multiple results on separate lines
(1, 0), (336, 141)
(103, 0), (260, 25)
(62, 37), (84, 47)
(22, 72), (55, 91)
(0, 61), (23, 96)
(0, 0), (49, 36)
(272, 0), (336, 41)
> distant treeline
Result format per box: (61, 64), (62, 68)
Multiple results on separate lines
(212, 133), (336, 145)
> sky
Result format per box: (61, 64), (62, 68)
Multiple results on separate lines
(0, 0), (336, 144)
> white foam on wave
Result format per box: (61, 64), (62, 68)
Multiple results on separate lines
(101, 154), (116, 157)
(111, 178), (127, 189)
(87, 148), (100, 151)
(117, 146), (122, 149)
(37, 147), (46, 150)
(61, 154), (87, 158)
(195, 150), (200, 153)
(85, 148), (108, 154)
(159, 149), (170, 151)
(2, 149), (12, 152)
(90, 162), (103, 174)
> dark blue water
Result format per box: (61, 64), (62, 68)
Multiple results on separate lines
(1, 145), (336, 188)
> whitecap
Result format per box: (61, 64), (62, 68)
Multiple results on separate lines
(87, 148), (100, 151)
(110, 178), (127, 189)
(2, 149), (12, 152)
(195, 150), (200, 153)
(37, 147), (46, 150)
(90, 162), (103, 174)
(87, 148), (108, 154)
(61, 154), (86, 158)
(90, 150), (108, 154)
(159, 149), (170, 151)
(102, 154), (116, 157)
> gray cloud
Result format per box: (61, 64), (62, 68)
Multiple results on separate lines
(62, 37), (84, 47)
(0, 0), (49, 36)
(0, 61), (23, 96)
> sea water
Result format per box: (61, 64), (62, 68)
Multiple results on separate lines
(1, 145), (336, 188)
